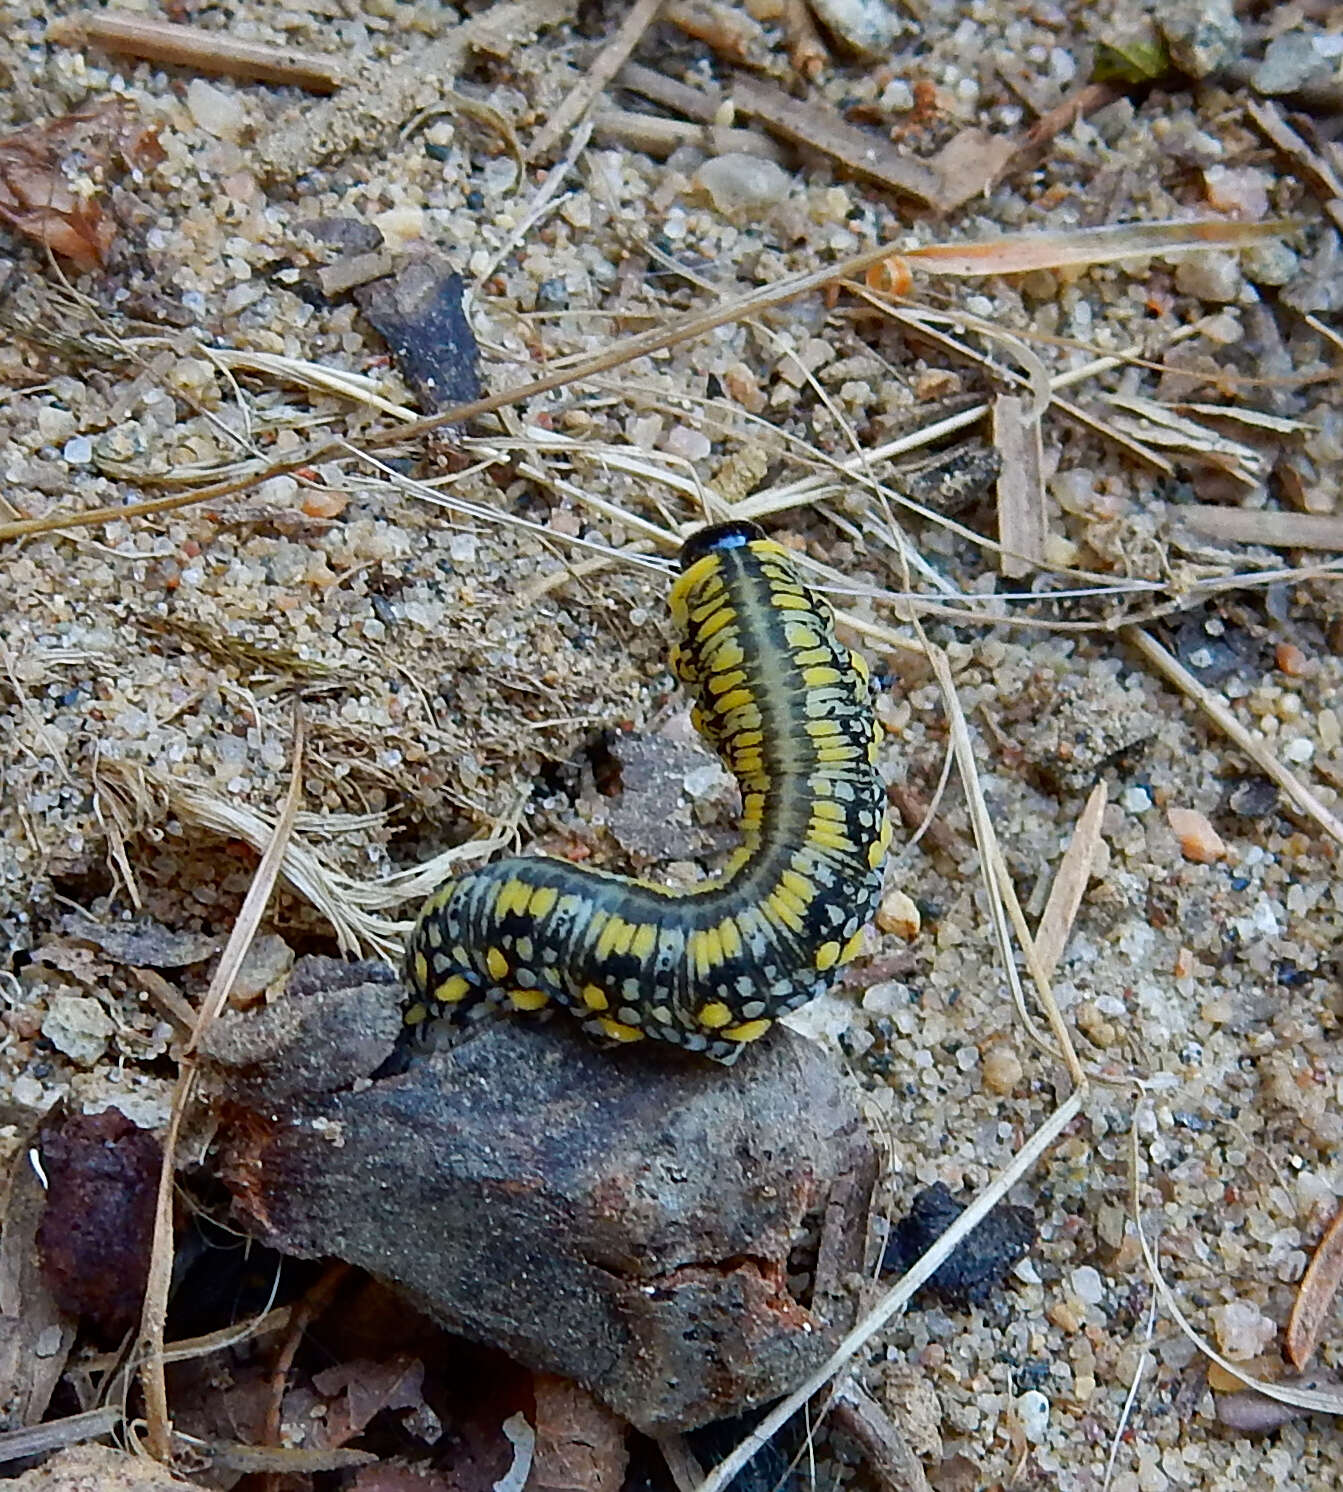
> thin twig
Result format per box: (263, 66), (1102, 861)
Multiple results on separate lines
(529, 0), (664, 160)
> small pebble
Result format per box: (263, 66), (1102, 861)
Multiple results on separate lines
(661, 425), (712, 463)
(1242, 240), (1300, 288)
(1070, 1264), (1104, 1304)
(187, 78), (246, 140)
(1254, 32), (1335, 96)
(62, 435), (93, 466)
(1121, 785), (1152, 814)
(1015, 1389), (1050, 1444)
(696, 154), (793, 219)
(1166, 806), (1227, 863)
(1174, 252), (1242, 303)
(1158, 0), (1242, 78)
(1275, 642), (1307, 676)
(875, 888), (920, 939)
(42, 994), (114, 1066)
(1211, 1299), (1278, 1360)
(1203, 165), (1269, 221)
(981, 1044), (1023, 1095)
(806, 0), (897, 59)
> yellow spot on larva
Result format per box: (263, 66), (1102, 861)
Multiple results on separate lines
(850, 649), (870, 681)
(698, 1001), (733, 1028)
(815, 941), (841, 971)
(580, 984), (609, 1011)
(868, 816), (893, 867)
(718, 917), (742, 959)
(528, 884), (558, 919)
(707, 669), (746, 696)
(631, 922), (657, 961)
(780, 869), (813, 901)
(716, 687), (754, 713)
(436, 974), (472, 1004)
(485, 946), (509, 981)
(839, 929), (866, 964)
(597, 1017), (644, 1043)
(784, 623), (820, 650)
(508, 988), (549, 1011)
(451, 944), (471, 966)
(404, 1002), (428, 1025)
(495, 878), (530, 917)
(413, 951), (429, 987)
(724, 1018), (771, 1042)
(802, 665), (842, 689)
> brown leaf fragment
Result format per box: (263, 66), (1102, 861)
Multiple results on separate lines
(0, 101), (161, 269)
(531, 1374), (630, 1492)
(1214, 1369), (1343, 1434)
(36, 1109), (161, 1341)
(311, 1355), (429, 1445)
(1288, 1197), (1343, 1371)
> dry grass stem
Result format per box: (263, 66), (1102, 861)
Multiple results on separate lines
(1286, 1198), (1343, 1371)
(1128, 1114), (1343, 1416)
(1175, 506), (1343, 552)
(138, 716), (306, 1460)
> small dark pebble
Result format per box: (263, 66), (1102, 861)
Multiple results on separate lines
(536, 276), (569, 310)
(1172, 1111), (1212, 1131)
(1227, 776), (1279, 819)
(465, 188), (485, 210)
(1172, 612), (1254, 685)
(424, 140), (452, 162)
(881, 1182), (1036, 1305)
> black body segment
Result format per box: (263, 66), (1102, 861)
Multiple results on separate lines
(404, 522), (892, 1064)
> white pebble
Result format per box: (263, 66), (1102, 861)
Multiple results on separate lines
(1016, 1389), (1050, 1443)
(1284, 736), (1315, 764)
(661, 424), (712, 462)
(449, 532), (478, 564)
(1121, 785), (1152, 813)
(62, 435), (93, 465)
(1070, 1265), (1104, 1304)
(1174, 252), (1242, 303)
(696, 154), (793, 219)
(1211, 1298), (1277, 1360)
(187, 78), (245, 140)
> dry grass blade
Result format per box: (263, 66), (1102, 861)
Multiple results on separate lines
(693, 1089), (1085, 1492)
(897, 216), (1299, 277)
(1287, 1199), (1343, 1371)
(1128, 1114), (1343, 1417)
(1124, 627), (1343, 850)
(138, 715), (305, 1460)
(1033, 781), (1107, 982)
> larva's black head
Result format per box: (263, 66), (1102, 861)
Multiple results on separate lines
(679, 520), (768, 571)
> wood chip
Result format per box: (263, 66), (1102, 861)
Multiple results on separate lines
(991, 393), (1047, 578)
(47, 12), (347, 92)
(732, 74), (947, 208)
(1287, 1197), (1343, 1371)
(617, 61), (721, 123)
(1174, 505), (1343, 552)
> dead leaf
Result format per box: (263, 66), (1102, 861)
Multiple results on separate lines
(1287, 1197), (1343, 1370)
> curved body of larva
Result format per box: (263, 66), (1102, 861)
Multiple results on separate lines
(403, 520), (893, 1064)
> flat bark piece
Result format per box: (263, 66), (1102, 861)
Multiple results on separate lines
(355, 259), (482, 414)
(220, 1017), (875, 1433)
(199, 960), (402, 1105)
